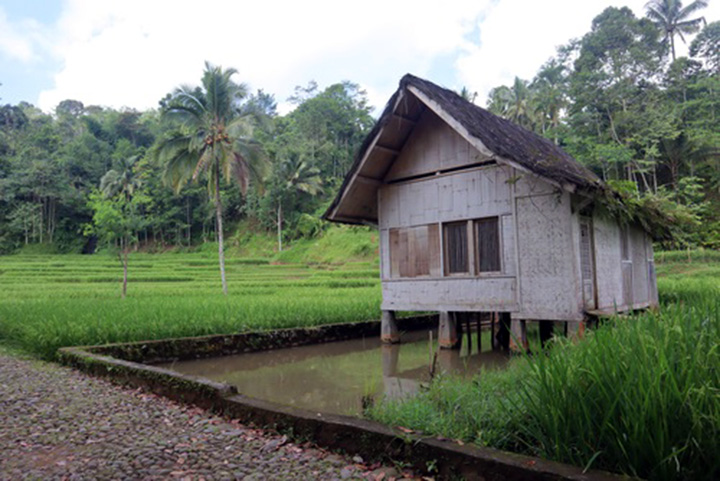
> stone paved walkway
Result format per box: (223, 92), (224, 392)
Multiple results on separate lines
(0, 354), (415, 480)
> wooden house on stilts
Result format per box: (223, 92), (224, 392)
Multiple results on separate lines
(325, 74), (659, 351)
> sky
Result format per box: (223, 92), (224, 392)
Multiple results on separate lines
(1, 0), (718, 116)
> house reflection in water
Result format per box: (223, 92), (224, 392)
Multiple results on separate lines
(161, 328), (508, 416)
(379, 331), (509, 403)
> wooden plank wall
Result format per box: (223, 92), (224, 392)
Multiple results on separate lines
(592, 215), (625, 311)
(379, 165), (513, 229)
(384, 111), (487, 182)
(631, 225), (651, 308)
(381, 277), (517, 311)
(378, 159), (515, 312)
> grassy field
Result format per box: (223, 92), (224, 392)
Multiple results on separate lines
(369, 251), (720, 480)
(0, 251), (381, 360)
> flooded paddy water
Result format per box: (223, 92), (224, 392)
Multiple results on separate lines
(160, 329), (508, 415)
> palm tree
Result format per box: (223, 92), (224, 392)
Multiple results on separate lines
(100, 155), (143, 299)
(273, 155), (322, 252)
(506, 77), (536, 129)
(645, 0), (708, 61)
(100, 155), (142, 202)
(531, 60), (568, 144)
(153, 62), (267, 295)
(458, 86), (478, 104)
(487, 78), (538, 130)
(487, 85), (513, 118)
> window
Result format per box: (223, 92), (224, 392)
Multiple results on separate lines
(389, 217), (502, 279)
(444, 222), (469, 274)
(389, 224), (440, 278)
(476, 217), (501, 272)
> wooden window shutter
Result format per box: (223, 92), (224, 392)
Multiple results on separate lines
(389, 224), (440, 278)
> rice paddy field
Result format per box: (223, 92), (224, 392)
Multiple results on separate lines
(0, 252), (382, 360)
(1, 248), (719, 480)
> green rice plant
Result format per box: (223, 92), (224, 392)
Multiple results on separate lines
(0, 252), (382, 359)
(510, 298), (720, 480)
(655, 249), (720, 264)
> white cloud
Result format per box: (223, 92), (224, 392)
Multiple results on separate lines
(37, 0), (491, 112)
(24, 0), (720, 112)
(0, 8), (44, 62)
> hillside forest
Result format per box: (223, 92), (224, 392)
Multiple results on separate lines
(1, 4), (718, 257)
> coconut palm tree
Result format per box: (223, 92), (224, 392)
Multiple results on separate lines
(531, 60), (568, 144)
(487, 85), (513, 117)
(100, 155), (142, 202)
(272, 155), (323, 252)
(645, 0), (708, 61)
(153, 62), (267, 295)
(99, 155), (143, 298)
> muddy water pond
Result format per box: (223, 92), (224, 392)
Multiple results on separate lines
(160, 330), (508, 415)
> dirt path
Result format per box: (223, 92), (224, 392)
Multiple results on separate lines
(0, 354), (413, 480)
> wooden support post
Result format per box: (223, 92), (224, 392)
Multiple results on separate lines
(510, 319), (528, 353)
(539, 320), (554, 348)
(566, 320), (585, 341)
(476, 313), (482, 353)
(381, 310), (400, 344)
(438, 311), (460, 349)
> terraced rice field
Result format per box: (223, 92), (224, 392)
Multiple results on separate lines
(0, 253), (381, 359)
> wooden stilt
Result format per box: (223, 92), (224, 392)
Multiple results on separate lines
(381, 310), (400, 344)
(476, 313), (482, 353)
(439, 311), (460, 349)
(510, 318), (528, 352)
(566, 320), (585, 341)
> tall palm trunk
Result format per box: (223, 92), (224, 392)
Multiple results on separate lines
(214, 164), (228, 296)
(670, 33), (676, 61)
(277, 202), (283, 252)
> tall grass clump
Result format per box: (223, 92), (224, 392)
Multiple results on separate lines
(513, 298), (720, 480)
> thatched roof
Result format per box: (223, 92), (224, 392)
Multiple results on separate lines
(324, 74), (604, 225)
